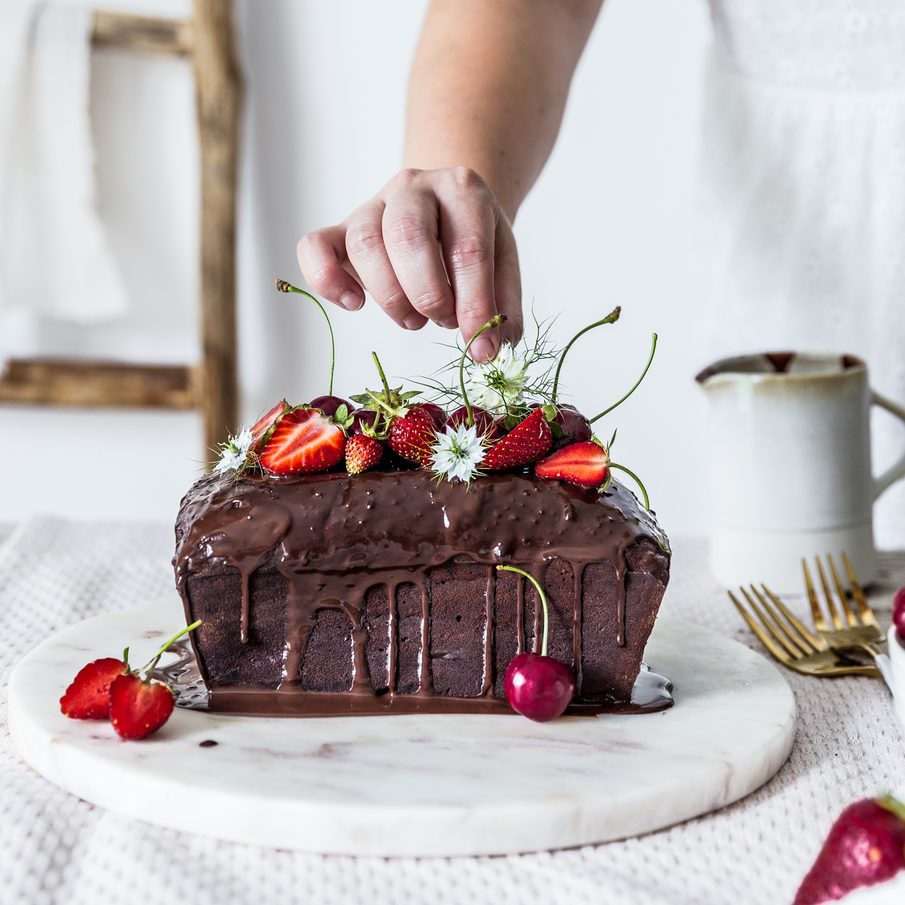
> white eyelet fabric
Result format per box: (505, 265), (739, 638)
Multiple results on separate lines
(1, 518), (904, 904)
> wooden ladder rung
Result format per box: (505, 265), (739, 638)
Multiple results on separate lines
(0, 359), (197, 409)
(91, 10), (193, 57)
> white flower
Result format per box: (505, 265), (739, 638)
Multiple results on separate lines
(214, 427), (254, 474)
(466, 342), (529, 414)
(431, 423), (486, 483)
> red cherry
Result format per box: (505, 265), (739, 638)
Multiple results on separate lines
(892, 586), (905, 644)
(504, 653), (575, 722)
(552, 404), (592, 447)
(309, 395), (353, 418)
(350, 409), (380, 435)
(413, 403), (446, 430)
(446, 405), (502, 440)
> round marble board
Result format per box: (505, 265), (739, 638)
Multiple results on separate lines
(9, 599), (796, 857)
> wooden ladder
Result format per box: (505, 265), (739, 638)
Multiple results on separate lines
(0, 1), (242, 463)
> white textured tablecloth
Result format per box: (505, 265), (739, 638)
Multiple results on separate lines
(1, 518), (904, 905)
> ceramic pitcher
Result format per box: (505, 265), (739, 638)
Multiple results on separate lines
(696, 352), (905, 592)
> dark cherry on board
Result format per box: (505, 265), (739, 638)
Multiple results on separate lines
(504, 652), (576, 722)
(309, 395), (353, 418)
(893, 586), (905, 645)
(350, 409), (379, 435)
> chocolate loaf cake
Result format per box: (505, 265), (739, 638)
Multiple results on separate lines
(174, 468), (671, 716)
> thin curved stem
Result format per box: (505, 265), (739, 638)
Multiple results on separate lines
(459, 315), (506, 427)
(144, 619), (202, 678)
(497, 564), (549, 656)
(551, 307), (621, 403)
(275, 279), (335, 395)
(590, 333), (658, 424)
(608, 462), (650, 510)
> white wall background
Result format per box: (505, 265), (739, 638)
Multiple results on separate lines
(0, 0), (712, 533)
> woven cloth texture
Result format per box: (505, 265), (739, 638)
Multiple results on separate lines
(1, 518), (904, 905)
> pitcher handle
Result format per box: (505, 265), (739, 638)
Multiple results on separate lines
(872, 391), (905, 500)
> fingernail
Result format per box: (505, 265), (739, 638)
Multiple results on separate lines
(340, 291), (362, 310)
(404, 314), (425, 330)
(439, 317), (458, 329)
(471, 335), (498, 362)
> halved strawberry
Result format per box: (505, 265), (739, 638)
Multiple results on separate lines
(388, 407), (438, 466)
(535, 441), (608, 489)
(109, 673), (175, 741)
(259, 407), (346, 474)
(250, 399), (291, 450)
(346, 434), (383, 474)
(60, 657), (127, 720)
(483, 408), (553, 470)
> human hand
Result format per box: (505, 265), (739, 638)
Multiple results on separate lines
(297, 167), (522, 362)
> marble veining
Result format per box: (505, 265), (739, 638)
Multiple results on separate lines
(8, 599), (796, 857)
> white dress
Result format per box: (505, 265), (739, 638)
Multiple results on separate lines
(701, 0), (905, 547)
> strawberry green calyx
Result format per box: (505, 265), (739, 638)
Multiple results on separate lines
(497, 564), (550, 656)
(590, 333), (658, 424)
(275, 278), (336, 396)
(551, 306), (621, 403)
(459, 315), (507, 428)
(877, 794), (905, 824)
(352, 352), (420, 431)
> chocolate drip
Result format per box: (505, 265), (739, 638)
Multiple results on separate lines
(572, 564), (585, 695)
(386, 581), (398, 694)
(481, 566), (495, 696)
(515, 574), (525, 656)
(418, 579), (432, 695)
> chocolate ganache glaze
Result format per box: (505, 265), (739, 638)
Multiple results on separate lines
(174, 468), (671, 716)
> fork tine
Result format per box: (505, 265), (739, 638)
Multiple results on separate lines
(827, 554), (858, 626)
(841, 552), (879, 628)
(760, 584), (826, 651)
(815, 556), (844, 629)
(728, 590), (791, 664)
(802, 558), (829, 632)
(740, 587), (804, 658)
(749, 585), (814, 654)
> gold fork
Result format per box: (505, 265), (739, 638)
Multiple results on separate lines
(728, 584), (881, 678)
(802, 553), (886, 655)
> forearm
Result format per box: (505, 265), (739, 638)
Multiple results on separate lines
(405, 0), (603, 218)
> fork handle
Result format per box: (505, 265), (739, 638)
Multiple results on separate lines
(872, 391), (905, 499)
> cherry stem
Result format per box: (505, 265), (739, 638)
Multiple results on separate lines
(589, 333), (658, 424)
(459, 315), (506, 427)
(275, 279), (335, 396)
(877, 794), (905, 823)
(608, 462), (650, 510)
(142, 619), (202, 679)
(551, 307), (621, 403)
(497, 564), (549, 657)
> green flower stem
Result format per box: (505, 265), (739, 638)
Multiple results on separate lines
(878, 794), (905, 823)
(459, 315), (506, 427)
(608, 462), (650, 510)
(551, 307), (621, 403)
(143, 619), (203, 678)
(497, 564), (549, 657)
(275, 279), (335, 396)
(371, 351), (392, 397)
(590, 333), (658, 424)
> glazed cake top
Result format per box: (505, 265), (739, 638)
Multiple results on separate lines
(174, 469), (669, 583)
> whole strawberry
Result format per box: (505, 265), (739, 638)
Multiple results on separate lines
(346, 433), (383, 474)
(483, 407), (553, 470)
(389, 406), (438, 467)
(794, 795), (905, 905)
(59, 657), (127, 720)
